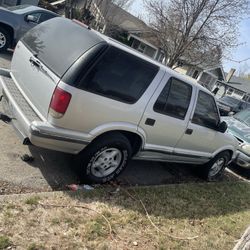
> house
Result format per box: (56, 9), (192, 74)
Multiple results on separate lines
(91, 0), (165, 62)
(215, 75), (250, 101)
(71, 0), (165, 62)
(175, 64), (226, 91)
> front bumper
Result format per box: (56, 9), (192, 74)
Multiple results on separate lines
(234, 150), (250, 169)
(0, 74), (90, 154)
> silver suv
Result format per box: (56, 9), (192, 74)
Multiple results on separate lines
(0, 17), (238, 183)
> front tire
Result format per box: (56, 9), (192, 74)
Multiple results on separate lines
(200, 151), (230, 181)
(74, 133), (132, 184)
(0, 27), (10, 52)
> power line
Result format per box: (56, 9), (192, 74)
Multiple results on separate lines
(224, 56), (250, 64)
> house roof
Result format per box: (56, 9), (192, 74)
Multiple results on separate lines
(96, 0), (149, 33)
(73, 0), (150, 32)
(205, 67), (226, 82)
(226, 76), (250, 94)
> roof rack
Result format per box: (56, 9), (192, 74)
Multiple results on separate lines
(72, 19), (91, 30)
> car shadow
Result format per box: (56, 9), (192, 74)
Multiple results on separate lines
(26, 145), (236, 191)
(27, 145), (79, 190)
(0, 50), (12, 63)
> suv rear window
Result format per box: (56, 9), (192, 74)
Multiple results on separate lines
(77, 46), (159, 104)
(21, 17), (104, 77)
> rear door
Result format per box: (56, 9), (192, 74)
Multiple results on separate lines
(138, 74), (195, 161)
(11, 42), (59, 119)
(11, 17), (104, 119)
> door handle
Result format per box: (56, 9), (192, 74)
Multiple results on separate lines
(29, 57), (41, 68)
(145, 118), (155, 126)
(185, 128), (193, 135)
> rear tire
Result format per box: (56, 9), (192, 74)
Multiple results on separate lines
(0, 27), (10, 52)
(74, 133), (132, 184)
(200, 151), (230, 181)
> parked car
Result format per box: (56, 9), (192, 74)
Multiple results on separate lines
(216, 96), (250, 116)
(0, 4), (58, 52)
(223, 109), (250, 169)
(0, 17), (238, 183)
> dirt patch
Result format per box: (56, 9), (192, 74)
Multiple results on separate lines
(0, 180), (47, 195)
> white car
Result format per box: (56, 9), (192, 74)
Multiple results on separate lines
(0, 17), (238, 183)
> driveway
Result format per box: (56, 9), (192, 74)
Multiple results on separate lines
(0, 52), (238, 193)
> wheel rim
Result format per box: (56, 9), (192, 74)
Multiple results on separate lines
(90, 148), (122, 178)
(208, 158), (225, 177)
(0, 32), (6, 48)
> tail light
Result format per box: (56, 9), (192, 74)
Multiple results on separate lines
(49, 87), (71, 118)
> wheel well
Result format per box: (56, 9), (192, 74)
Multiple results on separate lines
(93, 130), (143, 156)
(225, 150), (233, 159)
(0, 23), (14, 46)
(217, 150), (233, 160)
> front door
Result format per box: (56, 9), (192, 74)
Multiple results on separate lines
(138, 74), (195, 161)
(174, 90), (221, 163)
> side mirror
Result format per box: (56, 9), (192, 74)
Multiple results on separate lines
(228, 111), (235, 116)
(218, 121), (228, 133)
(26, 15), (38, 23)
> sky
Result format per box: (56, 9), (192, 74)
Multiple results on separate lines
(130, 1), (250, 75)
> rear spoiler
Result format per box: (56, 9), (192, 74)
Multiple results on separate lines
(0, 68), (11, 78)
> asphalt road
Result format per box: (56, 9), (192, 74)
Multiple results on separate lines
(0, 52), (243, 192)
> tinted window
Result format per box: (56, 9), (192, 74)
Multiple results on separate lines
(39, 13), (56, 23)
(22, 18), (104, 77)
(192, 91), (220, 129)
(154, 78), (192, 119)
(78, 46), (159, 104)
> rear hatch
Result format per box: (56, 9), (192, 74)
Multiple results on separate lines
(11, 17), (104, 119)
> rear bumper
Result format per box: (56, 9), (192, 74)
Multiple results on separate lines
(0, 74), (90, 154)
(234, 150), (250, 169)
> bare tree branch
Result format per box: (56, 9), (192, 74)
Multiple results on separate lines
(144, 0), (249, 68)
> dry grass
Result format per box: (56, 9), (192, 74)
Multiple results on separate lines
(0, 182), (249, 249)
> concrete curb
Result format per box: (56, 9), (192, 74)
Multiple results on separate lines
(0, 190), (66, 202)
(233, 225), (250, 250)
(0, 67), (10, 77)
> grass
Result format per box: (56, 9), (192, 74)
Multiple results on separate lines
(0, 182), (249, 249)
(27, 243), (45, 250)
(0, 235), (11, 249)
(25, 196), (40, 205)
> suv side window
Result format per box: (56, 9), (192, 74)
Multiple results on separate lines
(78, 46), (159, 104)
(154, 77), (192, 120)
(26, 12), (41, 23)
(39, 13), (56, 23)
(192, 91), (220, 129)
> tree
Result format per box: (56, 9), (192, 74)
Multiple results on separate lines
(90, 0), (132, 34)
(144, 0), (249, 68)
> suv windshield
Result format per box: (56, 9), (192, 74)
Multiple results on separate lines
(234, 109), (250, 127)
(219, 96), (241, 106)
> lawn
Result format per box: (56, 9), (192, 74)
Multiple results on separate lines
(0, 182), (249, 249)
